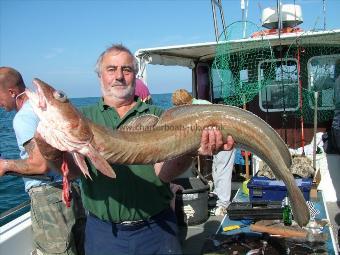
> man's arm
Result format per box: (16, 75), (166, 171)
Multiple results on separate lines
(155, 127), (235, 182)
(0, 138), (48, 176)
(0, 138), (82, 180)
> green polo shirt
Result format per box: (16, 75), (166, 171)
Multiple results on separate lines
(79, 98), (173, 222)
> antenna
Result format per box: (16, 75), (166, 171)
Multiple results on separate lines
(241, 0), (249, 38)
(322, 0), (327, 30)
(211, 0), (227, 41)
(257, 2), (263, 25)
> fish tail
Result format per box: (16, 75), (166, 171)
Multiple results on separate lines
(287, 177), (310, 227)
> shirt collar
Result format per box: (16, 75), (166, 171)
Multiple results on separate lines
(98, 97), (150, 114)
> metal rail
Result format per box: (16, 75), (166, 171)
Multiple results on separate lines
(0, 200), (30, 221)
(5, 171), (53, 181)
(211, 0), (227, 42)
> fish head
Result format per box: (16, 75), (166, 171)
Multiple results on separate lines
(26, 78), (75, 125)
(25, 78), (93, 150)
(26, 79), (116, 179)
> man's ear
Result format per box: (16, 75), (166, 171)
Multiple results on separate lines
(8, 88), (16, 98)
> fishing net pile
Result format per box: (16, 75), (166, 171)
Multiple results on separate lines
(211, 21), (340, 124)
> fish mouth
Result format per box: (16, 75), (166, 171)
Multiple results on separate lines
(26, 79), (47, 110)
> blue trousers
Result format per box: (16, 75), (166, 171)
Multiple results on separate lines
(84, 207), (182, 255)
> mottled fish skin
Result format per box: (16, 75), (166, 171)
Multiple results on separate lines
(96, 105), (309, 226)
(26, 79), (309, 227)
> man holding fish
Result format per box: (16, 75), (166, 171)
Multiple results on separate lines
(76, 44), (235, 255)
(22, 43), (310, 253)
(0, 67), (86, 255)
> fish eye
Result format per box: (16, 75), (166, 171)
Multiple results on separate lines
(53, 90), (68, 102)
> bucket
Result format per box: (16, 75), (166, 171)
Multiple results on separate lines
(173, 177), (210, 226)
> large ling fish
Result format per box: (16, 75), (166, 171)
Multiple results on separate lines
(25, 78), (310, 227)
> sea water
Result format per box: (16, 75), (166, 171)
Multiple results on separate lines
(0, 93), (172, 226)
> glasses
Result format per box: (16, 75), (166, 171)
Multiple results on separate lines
(105, 65), (135, 75)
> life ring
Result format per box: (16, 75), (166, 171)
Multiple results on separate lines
(251, 27), (303, 38)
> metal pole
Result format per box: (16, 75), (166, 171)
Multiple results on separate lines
(241, 0), (246, 38)
(0, 200), (30, 220)
(218, 0), (227, 39)
(278, 0), (283, 31)
(277, 0), (288, 142)
(243, 104), (250, 180)
(5, 171), (53, 181)
(211, 0), (219, 42)
(313, 91), (318, 170)
(297, 47), (305, 155)
(323, 0), (326, 30)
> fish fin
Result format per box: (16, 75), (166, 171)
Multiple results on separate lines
(87, 144), (116, 178)
(119, 114), (159, 131)
(156, 106), (186, 125)
(72, 152), (92, 180)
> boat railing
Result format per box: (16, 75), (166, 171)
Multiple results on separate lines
(0, 200), (30, 224)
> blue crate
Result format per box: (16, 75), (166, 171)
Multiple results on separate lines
(247, 176), (312, 202)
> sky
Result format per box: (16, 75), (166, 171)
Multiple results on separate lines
(1, 0), (339, 98)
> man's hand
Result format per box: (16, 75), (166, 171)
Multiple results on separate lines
(197, 127), (235, 156)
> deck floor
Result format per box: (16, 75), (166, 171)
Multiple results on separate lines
(179, 183), (240, 254)
(326, 201), (340, 253)
(179, 215), (224, 255)
(179, 184), (340, 254)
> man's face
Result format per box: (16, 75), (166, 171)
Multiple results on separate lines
(99, 50), (136, 101)
(0, 87), (15, 112)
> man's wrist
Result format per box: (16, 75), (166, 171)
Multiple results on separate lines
(3, 160), (9, 173)
(0, 159), (9, 175)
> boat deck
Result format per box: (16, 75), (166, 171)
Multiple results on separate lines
(179, 183), (240, 254)
(180, 182), (340, 254)
(180, 214), (224, 255)
(326, 201), (340, 251)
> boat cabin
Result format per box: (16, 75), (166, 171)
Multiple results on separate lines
(135, 25), (340, 150)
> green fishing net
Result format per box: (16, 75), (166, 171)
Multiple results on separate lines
(211, 21), (340, 124)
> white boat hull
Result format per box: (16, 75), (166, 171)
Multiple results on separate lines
(0, 212), (32, 255)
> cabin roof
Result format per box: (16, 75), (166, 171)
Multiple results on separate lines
(135, 29), (340, 68)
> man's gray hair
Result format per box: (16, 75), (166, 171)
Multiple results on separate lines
(95, 44), (139, 77)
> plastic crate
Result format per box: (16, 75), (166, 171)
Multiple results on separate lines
(247, 176), (312, 202)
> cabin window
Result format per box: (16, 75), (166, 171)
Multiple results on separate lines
(308, 55), (340, 110)
(211, 68), (236, 102)
(258, 59), (299, 112)
(240, 69), (249, 83)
